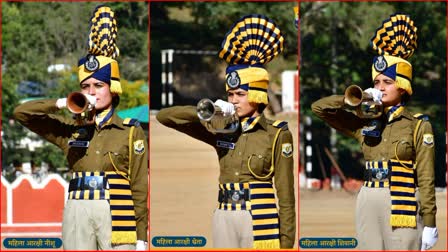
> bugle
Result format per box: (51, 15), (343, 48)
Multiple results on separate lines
(344, 85), (382, 118)
(67, 92), (95, 125)
(197, 98), (239, 133)
(67, 92), (92, 114)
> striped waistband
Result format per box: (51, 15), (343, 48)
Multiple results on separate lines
(68, 172), (110, 200)
(364, 160), (414, 188)
(217, 182), (276, 211)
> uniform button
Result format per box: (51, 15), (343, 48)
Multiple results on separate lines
(384, 139), (387, 142)
(242, 134), (247, 137)
(381, 157), (385, 161)
(235, 172), (239, 176)
(258, 155), (262, 159)
(238, 152), (242, 155)
(96, 150), (100, 154)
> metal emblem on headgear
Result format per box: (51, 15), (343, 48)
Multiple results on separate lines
(226, 71), (241, 89)
(84, 54), (100, 72)
(370, 13), (417, 96)
(219, 14), (284, 105)
(373, 55), (387, 72)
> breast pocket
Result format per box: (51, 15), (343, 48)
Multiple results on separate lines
(247, 152), (272, 179)
(104, 145), (128, 173)
(391, 136), (414, 161)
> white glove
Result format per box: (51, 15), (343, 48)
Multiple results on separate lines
(136, 240), (147, 251)
(83, 94), (96, 111)
(421, 226), (438, 251)
(55, 98), (67, 109)
(364, 88), (383, 103)
(214, 99), (235, 116)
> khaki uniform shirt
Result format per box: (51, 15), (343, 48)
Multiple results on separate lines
(156, 105), (296, 248)
(311, 95), (437, 227)
(14, 98), (149, 241)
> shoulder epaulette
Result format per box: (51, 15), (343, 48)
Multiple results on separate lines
(413, 113), (429, 121)
(272, 120), (288, 129)
(123, 118), (140, 127)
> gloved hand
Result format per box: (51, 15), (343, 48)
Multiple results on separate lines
(56, 98), (67, 109)
(421, 226), (438, 251)
(214, 99), (235, 116)
(364, 88), (383, 103)
(84, 94), (96, 111)
(136, 240), (147, 251)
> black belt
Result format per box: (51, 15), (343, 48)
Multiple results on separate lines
(363, 168), (391, 182)
(218, 189), (250, 204)
(69, 176), (107, 191)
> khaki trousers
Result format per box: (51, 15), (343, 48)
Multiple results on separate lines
(62, 200), (136, 250)
(355, 187), (423, 250)
(212, 209), (253, 248)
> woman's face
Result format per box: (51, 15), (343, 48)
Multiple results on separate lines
(227, 88), (259, 118)
(373, 74), (406, 107)
(80, 77), (114, 111)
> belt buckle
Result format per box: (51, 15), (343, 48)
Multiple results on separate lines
(83, 176), (103, 190)
(225, 190), (246, 204)
(371, 168), (388, 182)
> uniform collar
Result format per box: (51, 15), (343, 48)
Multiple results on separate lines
(384, 105), (413, 123)
(241, 113), (268, 132)
(100, 111), (125, 130)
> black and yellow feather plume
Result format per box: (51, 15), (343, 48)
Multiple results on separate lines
(370, 13), (417, 59)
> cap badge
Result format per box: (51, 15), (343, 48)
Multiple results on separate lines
(374, 55), (388, 72)
(226, 71), (241, 89)
(85, 54), (99, 72)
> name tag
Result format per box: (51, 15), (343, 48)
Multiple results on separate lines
(217, 140), (235, 149)
(68, 140), (90, 148)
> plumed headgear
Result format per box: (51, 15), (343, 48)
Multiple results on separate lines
(370, 13), (417, 95)
(78, 5), (121, 94)
(218, 14), (284, 104)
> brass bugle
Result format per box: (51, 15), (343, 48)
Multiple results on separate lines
(344, 85), (372, 107)
(197, 98), (239, 133)
(344, 85), (382, 118)
(67, 92), (90, 114)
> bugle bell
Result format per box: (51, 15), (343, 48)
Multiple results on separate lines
(344, 85), (382, 118)
(67, 92), (92, 114)
(197, 98), (239, 134)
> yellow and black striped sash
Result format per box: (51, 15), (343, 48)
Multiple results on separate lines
(389, 159), (417, 228)
(69, 171), (137, 244)
(218, 182), (280, 249)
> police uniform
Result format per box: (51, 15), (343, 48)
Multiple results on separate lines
(14, 99), (148, 249)
(14, 6), (148, 250)
(157, 14), (296, 249)
(312, 95), (436, 250)
(157, 106), (295, 248)
(311, 13), (436, 250)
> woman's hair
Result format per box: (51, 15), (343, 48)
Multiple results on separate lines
(257, 103), (267, 114)
(112, 95), (120, 107)
(401, 92), (411, 105)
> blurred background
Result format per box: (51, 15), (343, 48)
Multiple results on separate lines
(1, 2), (149, 182)
(299, 1), (447, 191)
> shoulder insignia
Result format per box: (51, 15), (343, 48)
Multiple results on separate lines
(413, 113), (429, 121)
(123, 118), (140, 127)
(272, 120), (288, 129)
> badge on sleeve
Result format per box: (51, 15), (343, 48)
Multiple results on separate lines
(423, 134), (434, 147)
(281, 143), (293, 158)
(134, 140), (145, 154)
